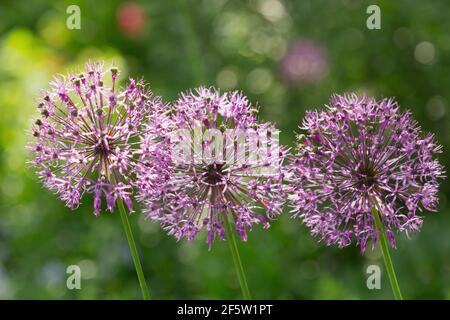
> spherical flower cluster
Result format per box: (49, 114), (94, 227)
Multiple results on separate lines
(279, 39), (328, 85)
(288, 94), (444, 253)
(136, 87), (288, 248)
(29, 62), (162, 215)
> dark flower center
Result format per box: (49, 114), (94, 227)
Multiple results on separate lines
(94, 135), (113, 158)
(357, 165), (378, 188)
(202, 163), (225, 185)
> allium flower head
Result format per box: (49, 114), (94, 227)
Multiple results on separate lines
(279, 39), (328, 85)
(288, 94), (445, 253)
(136, 87), (288, 248)
(29, 62), (162, 215)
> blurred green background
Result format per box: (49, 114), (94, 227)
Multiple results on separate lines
(0, 0), (449, 299)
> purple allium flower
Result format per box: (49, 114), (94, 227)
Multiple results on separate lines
(28, 62), (162, 215)
(288, 94), (445, 253)
(136, 87), (288, 248)
(279, 39), (328, 85)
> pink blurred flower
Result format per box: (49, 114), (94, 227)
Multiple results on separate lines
(279, 39), (328, 85)
(117, 2), (147, 38)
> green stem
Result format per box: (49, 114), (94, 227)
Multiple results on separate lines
(223, 215), (252, 300)
(117, 198), (151, 300)
(370, 206), (403, 300)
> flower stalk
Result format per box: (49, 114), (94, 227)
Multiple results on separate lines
(223, 214), (251, 300)
(117, 198), (151, 300)
(29, 62), (162, 299)
(370, 205), (403, 300)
